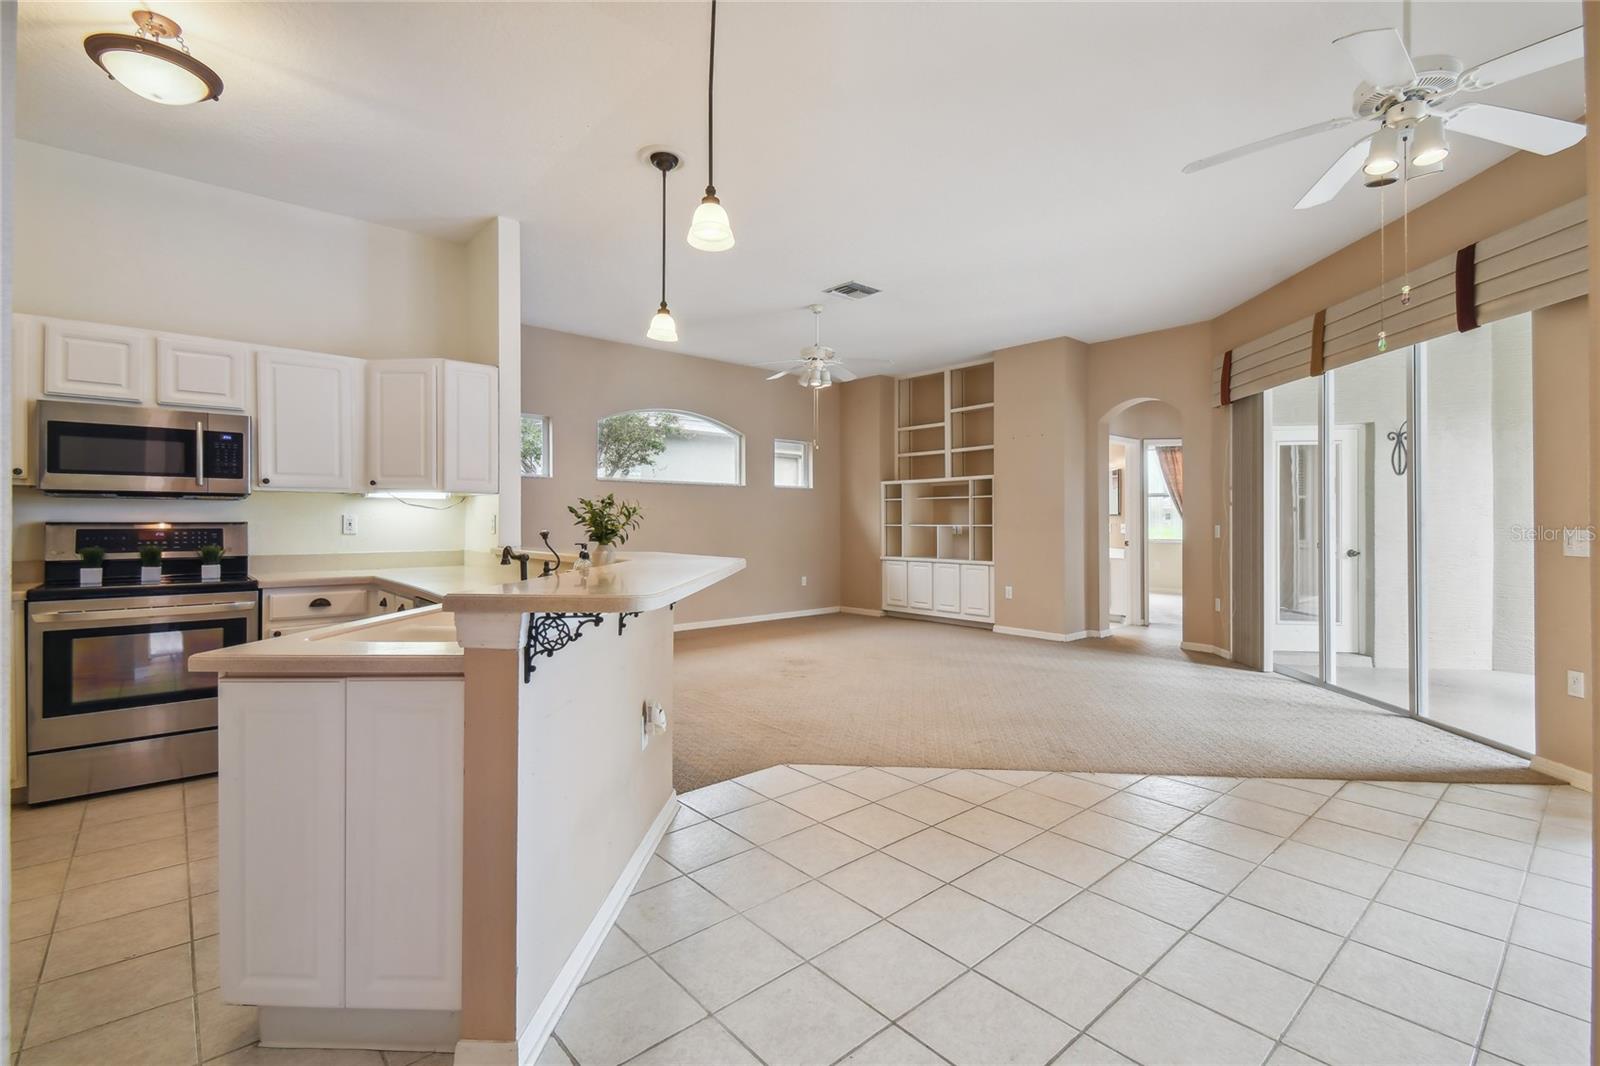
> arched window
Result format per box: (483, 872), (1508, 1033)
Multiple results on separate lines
(595, 410), (744, 486)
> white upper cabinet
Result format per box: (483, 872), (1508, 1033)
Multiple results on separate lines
(156, 333), (251, 411)
(441, 361), (498, 494)
(256, 348), (364, 492)
(41, 319), (151, 403)
(366, 360), (440, 492)
(12, 315), (41, 484)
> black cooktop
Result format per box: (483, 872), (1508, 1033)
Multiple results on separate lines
(27, 575), (260, 603)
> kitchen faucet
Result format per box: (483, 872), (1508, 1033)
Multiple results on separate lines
(499, 544), (530, 581)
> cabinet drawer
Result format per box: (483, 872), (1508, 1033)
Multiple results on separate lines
(265, 587), (370, 624)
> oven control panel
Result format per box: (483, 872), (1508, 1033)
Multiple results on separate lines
(75, 527), (228, 554)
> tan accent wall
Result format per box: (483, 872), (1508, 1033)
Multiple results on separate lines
(1532, 299), (1593, 775)
(520, 327), (841, 625)
(1584, 5), (1599, 1044)
(838, 377), (895, 612)
(993, 338), (1090, 636)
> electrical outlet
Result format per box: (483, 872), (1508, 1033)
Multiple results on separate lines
(1214, 524), (1222, 538)
(1004, 585), (1014, 600)
(800, 575), (807, 587)
(1214, 597), (1222, 612)
(490, 513), (498, 537)
(1568, 670), (1586, 698)
(341, 514), (357, 536)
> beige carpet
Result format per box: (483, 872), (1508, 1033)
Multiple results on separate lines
(671, 613), (1544, 792)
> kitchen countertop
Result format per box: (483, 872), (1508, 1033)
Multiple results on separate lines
(191, 552), (745, 676)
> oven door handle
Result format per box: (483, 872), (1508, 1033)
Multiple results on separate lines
(196, 421), (206, 487)
(30, 600), (258, 623)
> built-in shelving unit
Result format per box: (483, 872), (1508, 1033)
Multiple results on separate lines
(883, 359), (996, 624)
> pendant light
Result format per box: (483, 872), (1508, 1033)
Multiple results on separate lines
(646, 152), (681, 343)
(84, 10), (223, 105)
(687, 0), (735, 251)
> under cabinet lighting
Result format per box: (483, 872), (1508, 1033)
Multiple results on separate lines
(366, 491), (451, 501)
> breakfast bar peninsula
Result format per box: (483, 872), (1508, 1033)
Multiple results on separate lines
(190, 551), (745, 1064)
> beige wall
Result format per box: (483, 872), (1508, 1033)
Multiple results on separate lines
(993, 338), (1090, 636)
(520, 327), (841, 625)
(838, 377), (895, 613)
(1534, 298), (1594, 775)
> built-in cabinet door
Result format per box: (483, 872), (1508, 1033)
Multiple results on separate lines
(156, 333), (250, 410)
(256, 348), (364, 491)
(367, 360), (440, 492)
(906, 562), (934, 611)
(345, 680), (463, 1009)
(219, 679), (346, 1008)
(933, 563), (961, 614)
(41, 319), (150, 403)
(11, 315), (40, 484)
(441, 361), (498, 494)
(883, 560), (908, 608)
(960, 565), (992, 619)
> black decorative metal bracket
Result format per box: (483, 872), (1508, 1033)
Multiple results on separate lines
(523, 612), (604, 682)
(618, 611), (643, 635)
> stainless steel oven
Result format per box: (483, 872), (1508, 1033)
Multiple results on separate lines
(25, 522), (259, 803)
(37, 399), (250, 497)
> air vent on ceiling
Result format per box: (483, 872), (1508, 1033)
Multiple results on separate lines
(822, 281), (881, 301)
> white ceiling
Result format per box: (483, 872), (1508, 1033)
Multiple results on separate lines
(16, 2), (1587, 373)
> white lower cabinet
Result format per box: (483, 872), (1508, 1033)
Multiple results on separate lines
(883, 560), (908, 608)
(220, 677), (464, 1012)
(906, 561), (934, 610)
(882, 560), (993, 624)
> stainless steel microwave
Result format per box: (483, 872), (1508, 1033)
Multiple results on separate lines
(36, 400), (251, 498)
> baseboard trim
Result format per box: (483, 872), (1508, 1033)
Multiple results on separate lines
(674, 607), (839, 632)
(513, 791), (679, 1065)
(839, 607), (884, 617)
(1180, 642), (1232, 660)
(1530, 757), (1593, 792)
(995, 626), (1074, 643)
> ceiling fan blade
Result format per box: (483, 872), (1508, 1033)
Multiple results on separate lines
(829, 365), (859, 383)
(1460, 26), (1583, 91)
(1445, 104), (1586, 155)
(1294, 135), (1373, 210)
(1333, 27), (1417, 90)
(765, 369), (792, 381)
(1182, 117), (1358, 174)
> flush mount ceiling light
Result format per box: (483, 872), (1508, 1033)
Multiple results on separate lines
(646, 151), (681, 343)
(686, 0), (735, 251)
(84, 10), (223, 105)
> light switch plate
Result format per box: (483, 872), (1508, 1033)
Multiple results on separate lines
(1214, 524), (1222, 538)
(1004, 585), (1014, 600)
(1564, 528), (1592, 558)
(341, 514), (357, 536)
(1568, 670), (1586, 699)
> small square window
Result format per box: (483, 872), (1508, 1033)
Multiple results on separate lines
(521, 414), (551, 477)
(774, 438), (811, 489)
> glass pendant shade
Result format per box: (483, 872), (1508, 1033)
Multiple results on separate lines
(1410, 116), (1450, 168)
(688, 194), (735, 251)
(647, 304), (679, 343)
(1363, 125), (1401, 177)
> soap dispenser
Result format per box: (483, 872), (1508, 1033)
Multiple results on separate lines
(573, 543), (593, 573)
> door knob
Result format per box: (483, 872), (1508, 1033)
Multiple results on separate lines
(1345, 548), (1361, 558)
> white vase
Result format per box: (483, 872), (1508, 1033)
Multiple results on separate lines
(140, 566), (162, 584)
(79, 567), (102, 587)
(201, 564), (222, 582)
(594, 544), (617, 565)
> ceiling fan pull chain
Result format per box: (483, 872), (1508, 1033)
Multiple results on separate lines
(1377, 185), (1388, 353)
(1399, 156), (1412, 307)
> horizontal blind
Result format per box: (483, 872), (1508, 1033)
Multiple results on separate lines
(1320, 250), (1457, 372)
(1474, 197), (1587, 326)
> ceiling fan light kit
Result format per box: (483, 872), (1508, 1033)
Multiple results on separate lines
(83, 9), (223, 105)
(687, 0), (735, 252)
(1182, 15), (1585, 209)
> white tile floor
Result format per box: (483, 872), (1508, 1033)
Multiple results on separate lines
(546, 767), (1593, 1066)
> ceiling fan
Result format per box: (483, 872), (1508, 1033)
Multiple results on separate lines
(1183, 11), (1586, 209)
(759, 304), (892, 389)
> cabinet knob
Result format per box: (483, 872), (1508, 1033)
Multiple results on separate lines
(369, 479), (377, 486)
(261, 477), (271, 485)
(11, 468), (20, 477)
(271, 629), (282, 637)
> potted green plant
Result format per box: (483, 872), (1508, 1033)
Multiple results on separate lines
(139, 545), (164, 584)
(198, 543), (225, 582)
(79, 546), (105, 587)
(567, 494), (643, 565)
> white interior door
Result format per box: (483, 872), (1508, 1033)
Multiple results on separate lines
(1271, 426), (1359, 656)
